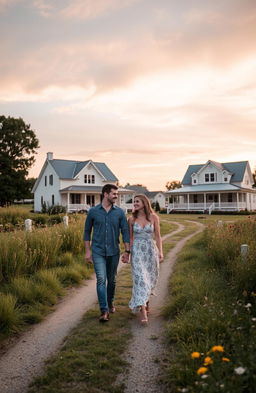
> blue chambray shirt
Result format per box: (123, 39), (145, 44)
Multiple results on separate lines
(83, 204), (130, 256)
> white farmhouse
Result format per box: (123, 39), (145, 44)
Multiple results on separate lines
(166, 160), (256, 213)
(32, 153), (134, 212)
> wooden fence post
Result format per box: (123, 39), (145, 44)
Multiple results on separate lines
(241, 244), (249, 261)
(63, 215), (69, 227)
(25, 219), (32, 232)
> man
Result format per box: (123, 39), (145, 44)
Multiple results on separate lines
(84, 184), (130, 322)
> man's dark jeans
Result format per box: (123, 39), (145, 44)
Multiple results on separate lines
(92, 253), (120, 312)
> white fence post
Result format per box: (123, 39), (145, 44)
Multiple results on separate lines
(241, 244), (249, 261)
(63, 215), (69, 227)
(25, 219), (32, 232)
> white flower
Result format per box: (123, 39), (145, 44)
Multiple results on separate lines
(251, 317), (256, 322)
(245, 303), (252, 309)
(234, 367), (246, 375)
(201, 375), (208, 379)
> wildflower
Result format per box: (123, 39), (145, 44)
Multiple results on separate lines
(251, 317), (256, 322)
(211, 345), (224, 353)
(201, 374), (208, 379)
(245, 303), (252, 309)
(234, 367), (246, 375)
(204, 356), (213, 365)
(222, 357), (230, 362)
(191, 352), (201, 359)
(197, 367), (208, 375)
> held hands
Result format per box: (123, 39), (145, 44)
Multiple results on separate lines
(121, 252), (130, 264)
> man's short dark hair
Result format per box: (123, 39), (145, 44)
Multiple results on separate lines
(101, 184), (118, 201)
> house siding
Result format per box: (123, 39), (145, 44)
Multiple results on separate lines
(34, 163), (60, 212)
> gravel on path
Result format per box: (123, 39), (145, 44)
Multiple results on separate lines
(118, 221), (204, 393)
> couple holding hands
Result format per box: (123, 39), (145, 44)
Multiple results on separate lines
(84, 184), (163, 325)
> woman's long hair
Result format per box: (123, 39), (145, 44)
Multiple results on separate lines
(132, 194), (154, 222)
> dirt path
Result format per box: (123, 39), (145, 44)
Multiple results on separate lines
(0, 221), (184, 393)
(117, 221), (204, 393)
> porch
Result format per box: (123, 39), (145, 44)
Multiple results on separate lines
(166, 190), (251, 214)
(60, 186), (134, 213)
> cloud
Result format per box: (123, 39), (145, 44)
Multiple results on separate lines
(60, 0), (140, 20)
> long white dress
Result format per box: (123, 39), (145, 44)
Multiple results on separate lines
(129, 222), (159, 311)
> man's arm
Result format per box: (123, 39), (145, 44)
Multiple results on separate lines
(84, 211), (93, 263)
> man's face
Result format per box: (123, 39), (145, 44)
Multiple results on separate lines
(105, 189), (118, 204)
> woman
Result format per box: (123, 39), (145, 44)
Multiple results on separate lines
(128, 194), (163, 324)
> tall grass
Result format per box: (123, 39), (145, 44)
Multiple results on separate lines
(0, 221), (84, 282)
(0, 217), (93, 337)
(163, 219), (256, 393)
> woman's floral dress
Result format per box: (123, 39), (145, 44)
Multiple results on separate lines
(129, 222), (159, 311)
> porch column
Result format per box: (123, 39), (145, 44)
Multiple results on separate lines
(204, 193), (206, 209)
(218, 193), (221, 209)
(236, 192), (239, 211)
(67, 192), (70, 212)
(187, 194), (190, 210)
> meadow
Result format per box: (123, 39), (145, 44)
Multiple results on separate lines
(163, 216), (256, 393)
(0, 210), (93, 339)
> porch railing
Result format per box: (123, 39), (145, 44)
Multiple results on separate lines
(67, 204), (91, 212)
(167, 202), (247, 213)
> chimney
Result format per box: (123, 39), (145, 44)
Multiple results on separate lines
(47, 152), (53, 160)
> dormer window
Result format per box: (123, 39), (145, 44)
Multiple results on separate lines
(193, 179), (197, 184)
(224, 177), (228, 182)
(205, 173), (216, 183)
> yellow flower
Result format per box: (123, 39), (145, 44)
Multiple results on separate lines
(211, 345), (224, 353)
(197, 367), (208, 375)
(222, 357), (230, 362)
(191, 352), (201, 359)
(204, 356), (213, 365)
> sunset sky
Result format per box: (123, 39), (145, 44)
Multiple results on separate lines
(1, 0), (256, 190)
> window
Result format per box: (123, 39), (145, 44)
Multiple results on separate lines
(205, 173), (216, 182)
(45, 176), (47, 186)
(41, 196), (44, 206)
(49, 174), (53, 185)
(84, 174), (95, 184)
(228, 193), (232, 203)
(193, 195), (198, 203)
(193, 179), (197, 184)
(224, 177), (228, 182)
(71, 194), (81, 204)
(52, 194), (55, 205)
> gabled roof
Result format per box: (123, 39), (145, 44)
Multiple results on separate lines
(167, 184), (242, 193)
(182, 161), (249, 185)
(125, 185), (149, 193)
(146, 191), (164, 198)
(49, 159), (118, 181)
(32, 157), (118, 193)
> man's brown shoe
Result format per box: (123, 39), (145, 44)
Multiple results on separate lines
(99, 312), (109, 323)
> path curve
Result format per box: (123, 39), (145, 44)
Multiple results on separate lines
(118, 220), (204, 393)
(0, 221), (183, 393)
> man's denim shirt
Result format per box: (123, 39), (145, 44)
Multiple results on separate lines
(83, 204), (130, 256)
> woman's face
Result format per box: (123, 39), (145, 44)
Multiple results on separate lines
(133, 197), (144, 211)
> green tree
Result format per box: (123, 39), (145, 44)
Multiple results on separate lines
(166, 180), (181, 190)
(0, 116), (39, 206)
